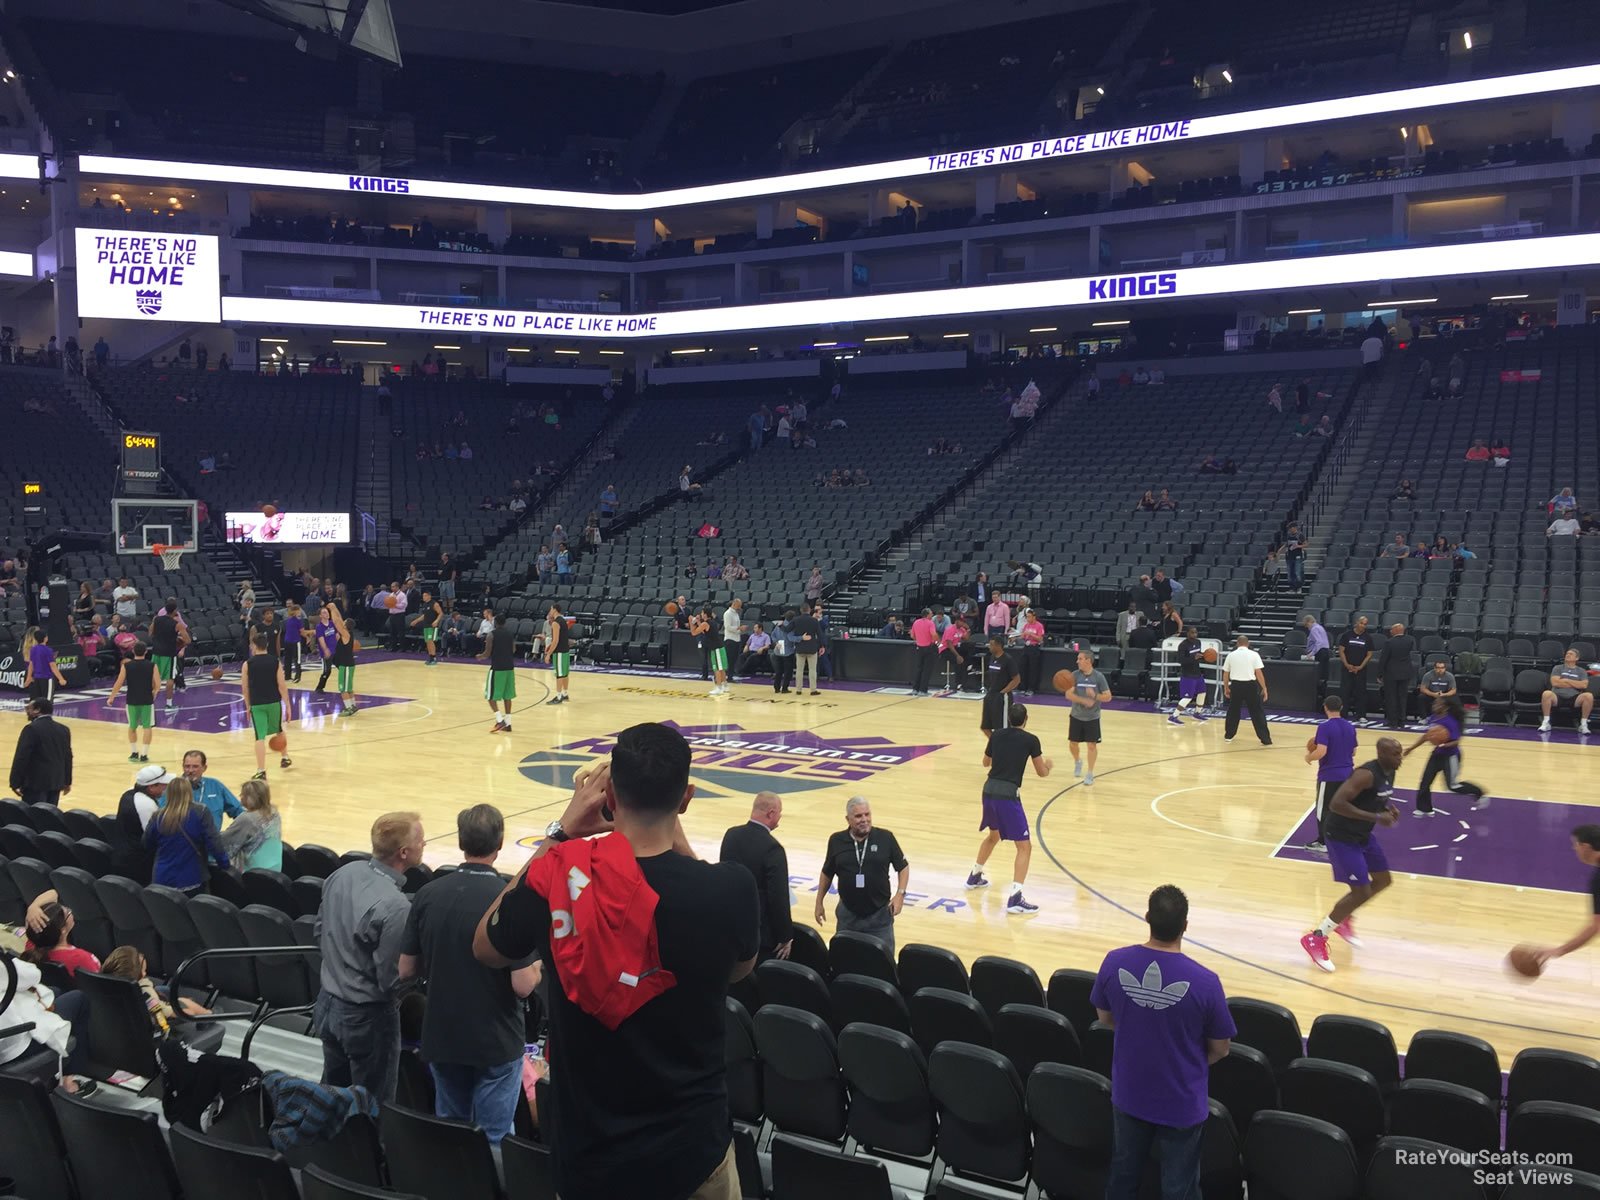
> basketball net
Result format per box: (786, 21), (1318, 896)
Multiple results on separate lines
(151, 543), (186, 571)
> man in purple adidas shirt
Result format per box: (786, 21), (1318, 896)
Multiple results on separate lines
(1092, 885), (1234, 1200)
(1303, 694), (1357, 852)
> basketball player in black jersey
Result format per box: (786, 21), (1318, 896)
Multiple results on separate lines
(1169, 625), (1209, 725)
(1300, 736), (1403, 972)
(106, 641), (159, 762)
(481, 612), (518, 732)
(328, 600), (359, 716)
(546, 602), (574, 704)
(410, 590), (445, 666)
(149, 599), (188, 712)
(243, 632), (291, 780)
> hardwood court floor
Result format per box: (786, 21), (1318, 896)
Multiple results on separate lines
(8, 657), (1597, 1062)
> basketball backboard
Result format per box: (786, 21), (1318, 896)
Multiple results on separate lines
(112, 497), (199, 555)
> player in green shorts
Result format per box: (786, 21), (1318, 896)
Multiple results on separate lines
(546, 601), (573, 704)
(107, 640), (159, 762)
(410, 590), (444, 666)
(242, 632), (292, 779)
(327, 600), (358, 715)
(480, 611), (518, 732)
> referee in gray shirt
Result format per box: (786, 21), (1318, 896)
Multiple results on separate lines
(315, 810), (425, 1101)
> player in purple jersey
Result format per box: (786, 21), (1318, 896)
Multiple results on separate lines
(1303, 695), (1357, 852)
(1300, 737), (1402, 972)
(1404, 695), (1484, 816)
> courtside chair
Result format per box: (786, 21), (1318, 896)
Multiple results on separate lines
(169, 1123), (299, 1200)
(753, 1005), (848, 1145)
(757, 960), (834, 1028)
(1507, 1047), (1600, 1114)
(1306, 1014), (1400, 1094)
(838, 1023), (937, 1163)
(898, 943), (969, 997)
(1363, 1135), (1486, 1200)
(1385, 1079), (1500, 1154)
(0, 1073), (75, 1200)
(992, 1003), (1081, 1080)
(1243, 1111), (1361, 1200)
(1279, 1059), (1386, 1161)
(52, 1088), (183, 1200)
(1403, 1029), (1502, 1105)
(1025, 1064), (1114, 1200)
(1044, 966), (1096, 1038)
(927, 1043), (1030, 1194)
(830, 930), (897, 986)
(968, 956), (1043, 1018)
(909, 987), (992, 1057)
(1508, 1101), (1600, 1175)
(1208, 1042), (1278, 1133)
(1226, 997), (1304, 1076)
(724, 996), (763, 1126)
(831, 973), (911, 1034)
(379, 1102), (505, 1200)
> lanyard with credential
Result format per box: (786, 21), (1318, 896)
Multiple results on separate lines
(853, 836), (868, 890)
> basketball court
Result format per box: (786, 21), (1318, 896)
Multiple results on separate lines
(4, 651), (1595, 1062)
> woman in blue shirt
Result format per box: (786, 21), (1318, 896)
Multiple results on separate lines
(555, 542), (572, 582)
(144, 777), (229, 894)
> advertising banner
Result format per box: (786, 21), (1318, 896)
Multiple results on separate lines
(225, 510), (351, 545)
(74, 229), (221, 323)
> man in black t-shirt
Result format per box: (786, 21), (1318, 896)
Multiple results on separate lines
(107, 640), (159, 762)
(251, 607), (283, 661)
(967, 703), (1052, 915)
(399, 804), (540, 1144)
(243, 633), (291, 780)
(1528, 824), (1600, 972)
(479, 612), (518, 733)
(980, 636), (1020, 735)
(474, 723), (757, 1200)
(815, 797), (910, 956)
(1337, 616), (1373, 720)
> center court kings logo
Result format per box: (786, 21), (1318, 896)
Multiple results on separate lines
(1119, 961), (1190, 1009)
(518, 719), (948, 798)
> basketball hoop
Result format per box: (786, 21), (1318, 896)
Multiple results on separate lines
(151, 543), (186, 571)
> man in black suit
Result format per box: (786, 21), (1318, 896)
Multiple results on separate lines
(1376, 622), (1418, 729)
(719, 791), (794, 961)
(8, 697), (72, 805)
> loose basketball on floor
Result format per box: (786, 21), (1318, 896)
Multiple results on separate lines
(1506, 945), (1544, 979)
(211, 666), (224, 680)
(268, 732), (287, 753)
(1053, 669), (1074, 694)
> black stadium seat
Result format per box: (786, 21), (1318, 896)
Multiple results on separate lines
(838, 1023), (936, 1161)
(52, 1089), (183, 1200)
(754, 1005), (847, 1145)
(170, 1124), (299, 1200)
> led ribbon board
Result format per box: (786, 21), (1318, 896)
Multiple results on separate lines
(78, 61), (1600, 212)
(213, 233), (1600, 340)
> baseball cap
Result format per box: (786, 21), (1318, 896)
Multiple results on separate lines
(135, 764), (176, 788)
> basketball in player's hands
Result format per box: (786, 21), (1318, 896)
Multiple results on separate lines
(1053, 669), (1073, 694)
(1506, 945), (1546, 979)
(211, 666), (224, 681)
(1202, 647), (1219, 664)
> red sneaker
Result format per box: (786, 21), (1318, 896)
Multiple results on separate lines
(1334, 919), (1364, 948)
(1300, 931), (1335, 972)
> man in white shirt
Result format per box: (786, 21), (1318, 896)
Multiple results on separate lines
(1222, 635), (1272, 745)
(722, 599), (745, 681)
(1360, 333), (1384, 380)
(113, 577), (140, 620)
(1549, 515), (1582, 538)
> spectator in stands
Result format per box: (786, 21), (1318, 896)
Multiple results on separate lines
(535, 545), (554, 583)
(1131, 575), (1159, 624)
(459, 441), (473, 461)
(1279, 524), (1306, 589)
(93, 336), (109, 368)
(1261, 549), (1284, 591)
(1584, 513), (1600, 536)
(1540, 650), (1595, 734)
(399, 805), (538, 1144)
(1465, 439), (1491, 462)
(1155, 489), (1178, 511)
(737, 624), (772, 677)
(1548, 513), (1582, 538)
(1382, 534), (1411, 558)
(599, 483), (618, 518)
(583, 517), (602, 548)
(1302, 614), (1330, 667)
(1117, 602), (1141, 652)
(1295, 379), (1329, 413)
(1420, 659), (1456, 702)
(953, 593), (978, 625)
(725, 556), (749, 581)
(1199, 452), (1226, 473)
(144, 778), (228, 893)
(1360, 328), (1384, 378)
(984, 594), (1012, 641)
(218, 778), (282, 873)
(113, 576), (139, 620)
(1017, 609), (1046, 695)
(680, 465), (702, 496)
(806, 565), (825, 604)
(1132, 366), (1150, 385)
(556, 543), (573, 582)
(1551, 487), (1579, 516)
(1432, 535), (1450, 556)
(1491, 439), (1511, 466)
(1266, 383), (1284, 413)
(1093, 884), (1233, 1199)
(22, 898), (99, 978)
(1389, 478), (1417, 502)
(474, 725), (758, 1200)
(879, 616), (906, 639)
(1134, 489), (1158, 513)
(316, 811), (425, 1100)
(1448, 351), (1466, 394)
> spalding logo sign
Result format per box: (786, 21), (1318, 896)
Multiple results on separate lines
(1086, 272), (1179, 300)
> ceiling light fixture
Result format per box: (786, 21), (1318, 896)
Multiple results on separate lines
(1092, 319), (1131, 327)
(332, 339), (386, 346)
(1489, 293), (1529, 300)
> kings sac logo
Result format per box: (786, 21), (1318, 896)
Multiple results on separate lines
(134, 289), (163, 316)
(519, 720), (948, 797)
